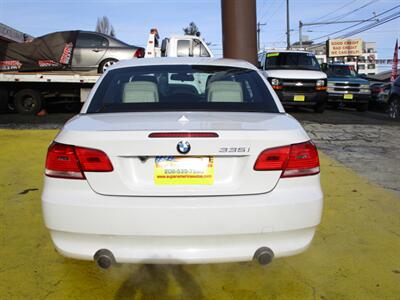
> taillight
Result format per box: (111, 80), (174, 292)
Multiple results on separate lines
(282, 141), (320, 178)
(134, 48), (145, 58)
(45, 142), (113, 179)
(254, 141), (320, 178)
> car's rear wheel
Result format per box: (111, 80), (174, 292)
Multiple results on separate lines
(14, 89), (43, 115)
(356, 103), (369, 112)
(98, 59), (118, 73)
(388, 98), (399, 119)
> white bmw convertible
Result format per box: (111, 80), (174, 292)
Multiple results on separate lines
(42, 57), (323, 268)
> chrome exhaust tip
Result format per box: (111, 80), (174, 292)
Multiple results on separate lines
(94, 249), (116, 269)
(254, 247), (274, 265)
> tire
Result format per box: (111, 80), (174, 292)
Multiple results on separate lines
(98, 58), (118, 73)
(14, 89), (43, 115)
(356, 103), (369, 112)
(388, 97), (399, 120)
(313, 102), (325, 113)
(0, 88), (9, 112)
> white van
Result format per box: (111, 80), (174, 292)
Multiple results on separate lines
(258, 50), (327, 112)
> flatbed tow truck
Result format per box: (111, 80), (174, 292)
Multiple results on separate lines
(0, 29), (213, 114)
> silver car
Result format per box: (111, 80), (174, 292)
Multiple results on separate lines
(72, 31), (144, 73)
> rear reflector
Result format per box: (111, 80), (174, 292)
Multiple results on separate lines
(254, 141), (320, 178)
(148, 132), (219, 138)
(45, 143), (113, 179)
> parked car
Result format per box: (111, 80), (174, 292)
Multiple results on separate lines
(369, 82), (391, 110)
(42, 57), (323, 268)
(258, 50), (327, 113)
(323, 64), (370, 112)
(72, 31), (144, 73)
(388, 76), (400, 119)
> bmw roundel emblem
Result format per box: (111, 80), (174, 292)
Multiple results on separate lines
(177, 141), (191, 154)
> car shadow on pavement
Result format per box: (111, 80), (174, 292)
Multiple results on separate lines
(114, 264), (203, 300)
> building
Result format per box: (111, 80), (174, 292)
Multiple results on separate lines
(291, 38), (378, 75)
(0, 23), (33, 44)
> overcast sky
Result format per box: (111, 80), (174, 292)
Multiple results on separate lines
(1, 0), (399, 58)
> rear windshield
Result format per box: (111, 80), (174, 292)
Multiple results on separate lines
(86, 65), (278, 113)
(264, 52), (321, 71)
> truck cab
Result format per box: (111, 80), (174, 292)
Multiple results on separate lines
(258, 50), (327, 113)
(323, 64), (370, 111)
(145, 29), (213, 58)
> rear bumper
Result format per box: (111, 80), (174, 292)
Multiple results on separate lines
(276, 90), (327, 106)
(42, 175), (323, 264)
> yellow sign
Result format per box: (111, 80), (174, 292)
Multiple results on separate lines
(294, 95), (305, 101)
(267, 52), (279, 57)
(329, 39), (363, 57)
(344, 94), (353, 100)
(154, 156), (214, 185)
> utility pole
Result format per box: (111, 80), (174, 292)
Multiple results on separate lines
(299, 21), (303, 48)
(221, 0), (258, 65)
(286, 0), (290, 50)
(257, 22), (266, 52)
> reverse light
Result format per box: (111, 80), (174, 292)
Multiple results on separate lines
(45, 142), (113, 179)
(254, 141), (320, 178)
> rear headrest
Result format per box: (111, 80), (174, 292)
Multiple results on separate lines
(132, 75), (157, 84)
(123, 81), (159, 103)
(207, 81), (243, 102)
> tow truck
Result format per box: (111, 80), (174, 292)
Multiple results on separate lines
(0, 29), (213, 115)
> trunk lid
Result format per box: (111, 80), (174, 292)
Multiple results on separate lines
(57, 111), (309, 196)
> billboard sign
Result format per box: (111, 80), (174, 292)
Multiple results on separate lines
(328, 39), (363, 57)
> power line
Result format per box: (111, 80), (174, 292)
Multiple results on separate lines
(339, 11), (400, 38)
(311, 3), (400, 41)
(258, 0), (277, 23)
(259, 0), (285, 24)
(307, 9), (400, 50)
(311, 0), (359, 23)
(324, 0), (376, 23)
(257, 0), (267, 18)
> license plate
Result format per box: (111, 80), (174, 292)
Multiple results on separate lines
(344, 94), (353, 100)
(154, 156), (214, 185)
(294, 95), (305, 101)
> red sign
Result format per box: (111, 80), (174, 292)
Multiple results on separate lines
(391, 39), (398, 82)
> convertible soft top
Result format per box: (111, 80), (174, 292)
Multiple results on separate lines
(0, 31), (78, 72)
